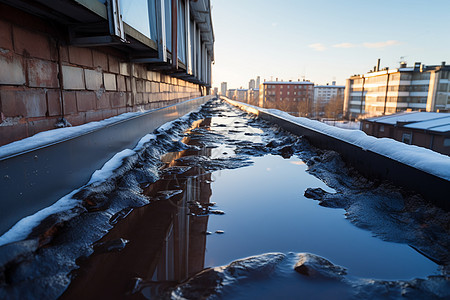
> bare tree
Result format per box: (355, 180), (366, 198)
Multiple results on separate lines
(324, 94), (344, 119)
(297, 99), (310, 117)
(313, 96), (327, 118)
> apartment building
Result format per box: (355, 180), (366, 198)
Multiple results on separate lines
(344, 62), (450, 118)
(247, 88), (259, 106)
(314, 81), (345, 104)
(221, 82), (228, 95)
(249, 79), (256, 90)
(259, 80), (314, 114)
(235, 89), (249, 101)
(226, 89), (236, 99)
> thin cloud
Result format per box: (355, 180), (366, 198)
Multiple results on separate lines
(363, 40), (401, 49)
(333, 42), (356, 48)
(308, 43), (326, 51)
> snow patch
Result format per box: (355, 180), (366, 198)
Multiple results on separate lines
(0, 111), (146, 159)
(321, 120), (360, 130)
(0, 97), (206, 160)
(0, 190), (80, 246)
(0, 113), (190, 246)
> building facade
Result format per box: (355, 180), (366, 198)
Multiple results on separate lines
(361, 112), (450, 155)
(314, 82), (345, 117)
(235, 89), (249, 102)
(344, 62), (450, 119)
(259, 80), (314, 115)
(314, 82), (345, 104)
(247, 89), (259, 106)
(220, 82), (227, 95)
(0, 0), (214, 146)
(249, 79), (256, 90)
(226, 89), (236, 99)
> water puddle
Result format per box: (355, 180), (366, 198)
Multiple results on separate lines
(58, 100), (447, 299)
(203, 154), (438, 280)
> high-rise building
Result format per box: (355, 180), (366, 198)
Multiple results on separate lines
(343, 61), (450, 118)
(221, 82), (228, 95)
(256, 76), (261, 89)
(249, 79), (256, 90)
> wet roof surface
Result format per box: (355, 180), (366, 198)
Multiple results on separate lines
(1, 99), (449, 299)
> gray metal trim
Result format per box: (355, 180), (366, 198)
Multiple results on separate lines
(0, 96), (211, 235)
(225, 98), (450, 211)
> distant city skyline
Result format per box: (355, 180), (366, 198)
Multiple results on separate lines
(211, 0), (450, 89)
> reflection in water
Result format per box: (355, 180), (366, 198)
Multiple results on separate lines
(62, 119), (214, 299)
(203, 155), (438, 280)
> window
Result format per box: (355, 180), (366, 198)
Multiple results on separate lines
(177, 0), (187, 63)
(379, 125), (384, 132)
(444, 138), (450, 147)
(439, 83), (448, 92)
(401, 74), (412, 80)
(402, 133), (412, 144)
(121, 0), (152, 39)
(164, 0), (172, 51)
(391, 74), (399, 81)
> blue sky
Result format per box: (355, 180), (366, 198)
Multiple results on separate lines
(211, 0), (450, 89)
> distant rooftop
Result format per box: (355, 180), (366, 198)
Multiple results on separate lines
(349, 61), (449, 79)
(405, 116), (450, 133)
(366, 112), (450, 133)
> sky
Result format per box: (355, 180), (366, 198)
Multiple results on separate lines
(210, 0), (450, 89)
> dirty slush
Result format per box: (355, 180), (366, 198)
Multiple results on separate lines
(0, 99), (449, 299)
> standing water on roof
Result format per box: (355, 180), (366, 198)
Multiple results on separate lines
(1, 99), (449, 299)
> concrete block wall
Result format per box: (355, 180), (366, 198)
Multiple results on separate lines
(0, 5), (203, 147)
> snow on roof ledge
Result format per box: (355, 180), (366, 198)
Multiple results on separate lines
(0, 111), (149, 160)
(263, 109), (450, 181)
(0, 97), (210, 160)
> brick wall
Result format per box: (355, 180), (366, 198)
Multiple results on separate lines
(0, 5), (203, 147)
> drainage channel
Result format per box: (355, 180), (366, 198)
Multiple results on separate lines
(1, 99), (449, 299)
